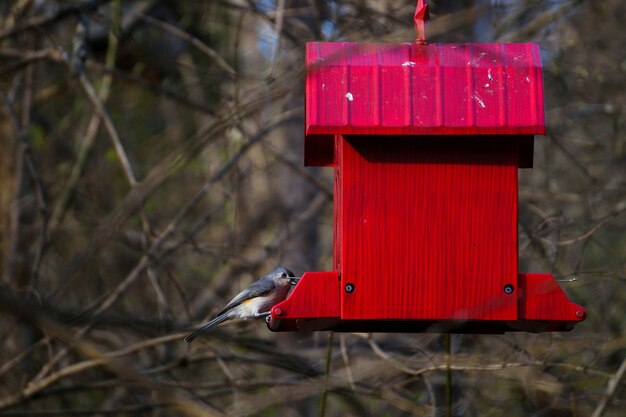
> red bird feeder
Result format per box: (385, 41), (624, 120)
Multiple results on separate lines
(268, 1), (585, 333)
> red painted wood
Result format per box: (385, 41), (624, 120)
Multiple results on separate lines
(380, 44), (411, 127)
(409, 44), (441, 128)
(333, 135), (342, 272)
(471, 44), (504, 127)
(348, 44), (379, 126)
(270, 271), (340, 320)
(267, 273), (585, 332)
(308, 42), (349, 128)
(440, 44), (473, 127)
(304, 42), (545, 166)
(503, 44), (543, 130)
(518, 273), (586, 322)
(338, 135), (519, 320)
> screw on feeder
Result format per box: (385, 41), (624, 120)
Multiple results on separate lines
(273, 307), (283, 316)
(503, 284), (515, 295)
(344, 283), (355, 293)
(414, 0), (429, 45)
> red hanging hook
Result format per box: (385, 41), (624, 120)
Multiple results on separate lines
(414, 0), (429, 45)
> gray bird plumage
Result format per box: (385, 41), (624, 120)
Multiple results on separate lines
(184, 267), (296, 343)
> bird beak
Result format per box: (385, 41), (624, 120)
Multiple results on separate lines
(289, 277), (301, 285)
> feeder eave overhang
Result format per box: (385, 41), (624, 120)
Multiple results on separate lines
(305, 41), (546, 138)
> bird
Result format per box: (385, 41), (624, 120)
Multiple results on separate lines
(184, 267), (298, 343)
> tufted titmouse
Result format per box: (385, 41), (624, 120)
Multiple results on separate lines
(184, 267), (298, 343)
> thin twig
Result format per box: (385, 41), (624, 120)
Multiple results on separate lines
(591, 357), (626, 417)
(498, 0), (585, 42)
(0, 47), (62, 76)
(269, 0), (286, 78)
(532, 206), (626, 247)
(47, 1), (121, 237)
(34, 3), (124, 381)
(444, 334), (452, 417)
(339, 335), (356, 391)
(0, 290), (224, 416)
(318, 331), (334, 417)
(136, 13), (236, 77)
(0, 47), (219, 115)
(0, 403), (169, 416)
(0, 89), (48, 286)
(76, 73), (137, 185)
(75, 46), (162, 282)
(365, 334), (611, 378)
(261, 141), (333, 199)
(0, 0), (111, 42)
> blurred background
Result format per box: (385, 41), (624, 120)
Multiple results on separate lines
(0, 0), (624, 416)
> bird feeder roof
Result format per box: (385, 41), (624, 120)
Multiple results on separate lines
(304, 42), (545, 164)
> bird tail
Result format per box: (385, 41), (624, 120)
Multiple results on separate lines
(184, 314), (230, 343)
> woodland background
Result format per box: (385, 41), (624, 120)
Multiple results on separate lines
(0, 0), (624, 416)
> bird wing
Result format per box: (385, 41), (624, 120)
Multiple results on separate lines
(215, 277), (276, 316)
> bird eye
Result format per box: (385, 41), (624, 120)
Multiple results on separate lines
(281, 272), (287, 278)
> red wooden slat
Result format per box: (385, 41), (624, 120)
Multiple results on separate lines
(270, 271), (340, 319)
(409, 43), (441, 127)
(471, 43), (504, 127)
(518, 273), (586, 321)
(503, 43), (544, 131)
(315, 42), (349, 128)
(347, 44), (380, 126)
(305, 43), (320, 128)
(380, 44), (411, 127)
(531, 44), (546, 130)
(440, 44), (472, 127)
